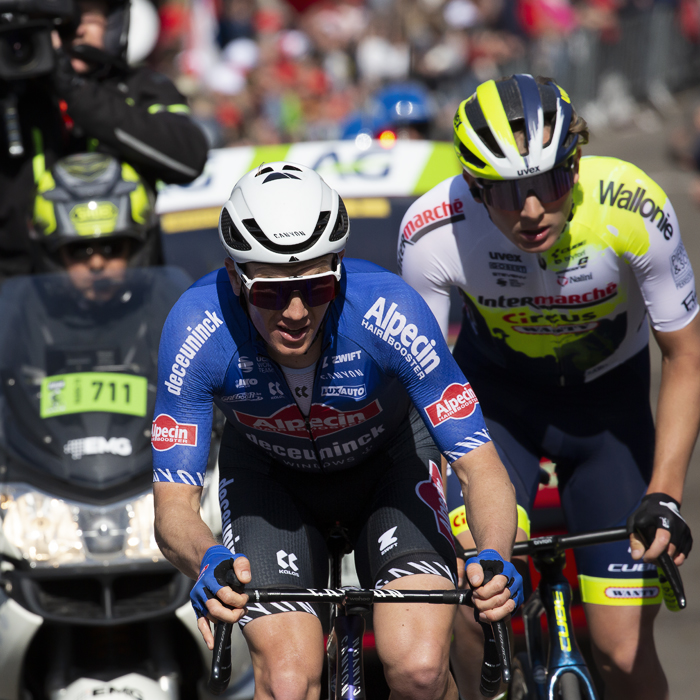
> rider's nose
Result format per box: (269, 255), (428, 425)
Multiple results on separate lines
(283, 294), (308, 321)
(520, 194), (545, 222)
(87, 254), (107, 272)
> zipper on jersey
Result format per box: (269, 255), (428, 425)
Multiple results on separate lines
(258, 340), (331, 471)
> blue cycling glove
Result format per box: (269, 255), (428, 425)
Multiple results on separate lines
(466, 548), (524, 610)
(190, 545), (246, 619)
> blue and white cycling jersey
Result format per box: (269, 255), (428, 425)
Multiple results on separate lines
(152, 259), (491, 484)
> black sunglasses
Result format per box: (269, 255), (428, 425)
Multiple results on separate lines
(476, 162), (575, 211)
(62, 238), (131, 262)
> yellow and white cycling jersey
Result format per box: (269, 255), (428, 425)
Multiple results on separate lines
(398, 156), (698, 385)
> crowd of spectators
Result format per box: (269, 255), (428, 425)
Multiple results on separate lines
(147, 0), (700, 148)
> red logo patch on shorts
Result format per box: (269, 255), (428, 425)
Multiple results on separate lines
(151, 413), (198, 451)
(424, 382), (478, 427)
(416, 460), (453, 546)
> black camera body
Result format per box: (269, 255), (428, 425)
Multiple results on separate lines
(0, 0), (76, 80)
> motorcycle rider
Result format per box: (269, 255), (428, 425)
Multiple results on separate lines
(152, 162), (524, 700)
(0, 0), (208, 281)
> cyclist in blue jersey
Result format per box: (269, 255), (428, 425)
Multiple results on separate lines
(399, 75), (697, 700)
(152, 162), (524, 700)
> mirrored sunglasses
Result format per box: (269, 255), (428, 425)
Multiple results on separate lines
(476, 164), (575, 211)
(62, 238), (130, 262)
(236, 263), (342, 311)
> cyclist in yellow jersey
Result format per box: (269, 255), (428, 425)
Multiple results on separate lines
(398, 75), (697, 700)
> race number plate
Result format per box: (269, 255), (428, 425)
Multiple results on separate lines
(40, 372), (148, 418)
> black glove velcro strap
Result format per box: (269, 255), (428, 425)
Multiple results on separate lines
(627, 493), (693, 558)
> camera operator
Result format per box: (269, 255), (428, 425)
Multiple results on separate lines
(0, 0), (208, 280)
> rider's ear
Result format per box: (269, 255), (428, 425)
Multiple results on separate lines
(225, 258), (242, 296)
(462, 172), (483, 204)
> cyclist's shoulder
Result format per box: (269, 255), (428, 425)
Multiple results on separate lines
(574, 156), (674, 257)
(338, 259), (441, 350)
(161, 268), (238, 352)
(342, 258), (428, 304)
(577, 156), (670, 209)
(400, 174), (474, 240)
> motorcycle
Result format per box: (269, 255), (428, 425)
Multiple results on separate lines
(0, 268), (254, 700)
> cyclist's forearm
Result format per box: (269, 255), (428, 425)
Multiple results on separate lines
(153, 483), (220, 579)
(650, 351), (700, 502)
(450, 443), (517, 557)
(650, 317), (700, 502)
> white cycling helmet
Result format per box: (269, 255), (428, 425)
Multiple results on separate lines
(218, 162), (350, 264)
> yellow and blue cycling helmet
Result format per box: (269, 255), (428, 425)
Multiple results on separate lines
(454, 74), (582, 181)
(33, 152), (155, 252)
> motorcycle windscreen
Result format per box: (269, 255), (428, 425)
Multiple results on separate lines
(0, 267), (192, 490)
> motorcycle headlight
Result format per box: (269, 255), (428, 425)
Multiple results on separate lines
(1, 486), (84, 565)
(0, 484), (164, 566)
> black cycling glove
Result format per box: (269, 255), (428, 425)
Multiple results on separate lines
(52, 47), (85, 99)
(627, 493), (693, 558)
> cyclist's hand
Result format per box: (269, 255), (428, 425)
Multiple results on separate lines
(466, 549), (524, 622)
(627, 493), (692, 566)
(191, 545), (251, 649)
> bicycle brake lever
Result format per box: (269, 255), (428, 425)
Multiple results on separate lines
(208, 622), (233, 695)
(656, 551), (686, 611)
(632, 528), (687, 611)
(208, 564), (246, 694)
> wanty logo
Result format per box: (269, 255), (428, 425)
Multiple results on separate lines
(362, 297), (441, 379)
(234, 400), (382, 437)
(605, 585), (660, 600)
(151, 414), (198, 451)
(416, 460), (453, 545)
(425, 382), (478, 427)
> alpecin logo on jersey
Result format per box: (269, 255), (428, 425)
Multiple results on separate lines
(362, 297), (441, 379)
(151, 414), (198, 451)
(425, 383), (479, 428)
(599, 180), (673, 240)
(416, 460), (453, 546)
(233, 400), (382, 437)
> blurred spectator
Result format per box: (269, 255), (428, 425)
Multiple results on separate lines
(146, 0), (700, 147)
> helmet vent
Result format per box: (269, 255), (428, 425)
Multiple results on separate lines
(455, 137), (486, 169)
(221, 209), (252, 251)
(465, 98), (504, 158)
(282, 165), (302, 171)
(256, 167), (274, 177)
(263, 172), (301, 183)
(314, 211), (331, 234)
(329, 198), (348, 242)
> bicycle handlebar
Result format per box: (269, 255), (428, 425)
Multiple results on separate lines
(463, 526), (687, 611)
(207, 581), (511, 697)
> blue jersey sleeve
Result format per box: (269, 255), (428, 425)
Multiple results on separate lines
(151, 277), (232, 486)
(342, 263), (491, 462)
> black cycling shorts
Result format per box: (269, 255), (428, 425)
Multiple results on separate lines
(447, 342), (662, 607)
(218, 406), (457, 626)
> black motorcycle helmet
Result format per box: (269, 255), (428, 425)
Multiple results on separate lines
(32, 152), (158, 271)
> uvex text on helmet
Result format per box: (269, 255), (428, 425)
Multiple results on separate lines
(218, 162), (350, 265)
(453, 74), (579, 180)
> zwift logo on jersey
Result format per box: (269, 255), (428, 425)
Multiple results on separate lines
(165, 310), (224, 395)
(151, 414), (198, 451)
(362, 297), (440, 379)
(234, 400), (382, 437)
(416, 461), (453, 546)
(599, 180), (674, 240)
(424, 382), (478, 427)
